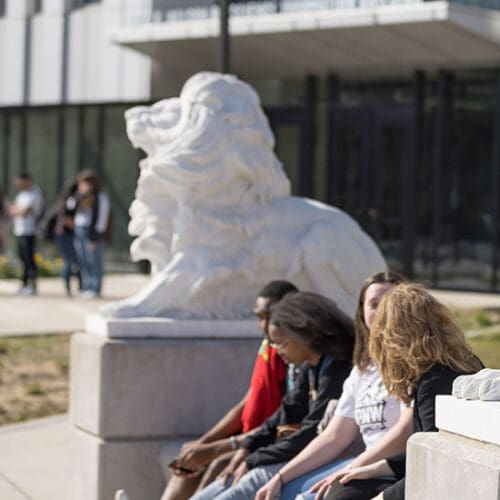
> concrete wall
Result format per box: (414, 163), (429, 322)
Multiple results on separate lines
(407, 431), (500, 500)
(70, 329), (260, 500)
(406, 397), (500, 500)
(0, 0), (152, 106)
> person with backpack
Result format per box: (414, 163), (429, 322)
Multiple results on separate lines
(73, 169), (110, 299)
(49, 180), (80, 296)
(9, 172), (44, 296)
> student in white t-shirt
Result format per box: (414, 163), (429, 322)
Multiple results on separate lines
(255, 272), (413, 500)
(9, 172), (44, 295)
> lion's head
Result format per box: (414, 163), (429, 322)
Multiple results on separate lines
(126, 72), (291, 273)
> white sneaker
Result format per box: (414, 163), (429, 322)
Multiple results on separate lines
(114, 490), (129, 500)
(80, 290), (98, 299)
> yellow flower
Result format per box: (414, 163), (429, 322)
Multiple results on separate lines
(34, 253), (44, 264)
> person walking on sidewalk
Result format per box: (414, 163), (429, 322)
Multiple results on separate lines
(9, 172), (44, 295)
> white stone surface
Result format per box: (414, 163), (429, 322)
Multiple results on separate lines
(407, 431), (500, 500)
(86, 314), (260, 338)
(70, 331), (259, 438)
(435, 395), (500, 446)
(101, 72), (386, 321)
(70, 329), (259, 500)
(71, 427), (167, 500)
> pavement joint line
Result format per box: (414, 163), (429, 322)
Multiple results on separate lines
(0, 471), (32, 500)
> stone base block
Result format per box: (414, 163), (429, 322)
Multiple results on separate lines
(407, 431), (500, 500)
(70, 323), (262, 500)
(71, 427), (189, 500)
(70, 332), (260, 438)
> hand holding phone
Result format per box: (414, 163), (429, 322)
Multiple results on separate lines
(169, 458), (195, 475)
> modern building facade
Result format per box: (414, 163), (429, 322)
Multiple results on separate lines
(2, 0), (500, 290)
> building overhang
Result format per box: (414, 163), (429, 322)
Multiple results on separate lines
(111, 2), (500, 84)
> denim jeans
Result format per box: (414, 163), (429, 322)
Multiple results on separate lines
(191, 462), (284, 500)
(282, 458), (354, 500)
(73, 226), (103, 294)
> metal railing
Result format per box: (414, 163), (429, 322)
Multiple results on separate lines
(119, 0), (500, 25)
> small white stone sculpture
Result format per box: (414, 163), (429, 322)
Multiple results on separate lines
(101, 72), (386, 320)
(452, 368), (500, 401)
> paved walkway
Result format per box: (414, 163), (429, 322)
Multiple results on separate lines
(0, 274), (149, 336)
(1, 274), (500, 337)
(1, 276), (500, 500)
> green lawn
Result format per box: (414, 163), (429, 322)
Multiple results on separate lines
(467, 332), (500, 369)
(0, 313), (498, 427)
(0, 334), (70, 425)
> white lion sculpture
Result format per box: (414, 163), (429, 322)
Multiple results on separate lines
(101, 72), (386, 320)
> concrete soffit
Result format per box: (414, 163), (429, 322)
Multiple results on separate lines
(109, 1), (500, 81)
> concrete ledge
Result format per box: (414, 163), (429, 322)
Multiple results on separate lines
(70, 332), (260, 438)
(436, 395), (500, 446)
(86, 314), (260, 339)
(407, 431), (500, 500)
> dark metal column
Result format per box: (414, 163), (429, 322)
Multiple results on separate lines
(403, 70), (425, 280)
(96, 105), (106, 175)
(56, 108), (66, 191)
(20, 109), (27, 172)
(2, 112), (10, 193)
(77, 105), (85, 170)
(431, 71), (453, 287)
(218, 0), (230, 73)
(326, 73), (340, 204)
(490, 73), (500, 289)
(301, 75), (317, 197)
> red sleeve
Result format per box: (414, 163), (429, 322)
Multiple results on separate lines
(240, 340), (287, 432)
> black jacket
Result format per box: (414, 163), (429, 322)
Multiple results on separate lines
(242, 355), (351, 469)
(383, 363), (478, 500)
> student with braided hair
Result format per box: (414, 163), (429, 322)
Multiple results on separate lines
(191, 291), (355, 500)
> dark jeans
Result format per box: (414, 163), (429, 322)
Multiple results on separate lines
(56, 232), (77, 293)
(16, 235), (37, 287)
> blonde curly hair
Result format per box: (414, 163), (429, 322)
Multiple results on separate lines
(369, 282), (482, 404)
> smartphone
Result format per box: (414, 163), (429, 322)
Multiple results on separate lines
(168, 459), (195, 475)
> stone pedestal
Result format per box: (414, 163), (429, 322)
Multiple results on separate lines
(406, 396), (500, 500)
(69, 317), (261, 500)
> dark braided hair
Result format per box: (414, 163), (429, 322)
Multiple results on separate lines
(269, 291), (354, 361)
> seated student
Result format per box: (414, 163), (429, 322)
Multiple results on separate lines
(161, 280), (298, 500)
(256, 271), (413, 500)
(320, 282), (483, 500)
(190, 291), (355, 500)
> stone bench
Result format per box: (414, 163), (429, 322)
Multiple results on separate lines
(406, 395), (500, 499)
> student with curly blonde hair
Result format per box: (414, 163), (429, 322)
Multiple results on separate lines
(324, 282), (483, 500)
(255, 272), (413, 500)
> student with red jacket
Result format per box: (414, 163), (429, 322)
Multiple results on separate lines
(161, 281), (298, 500)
